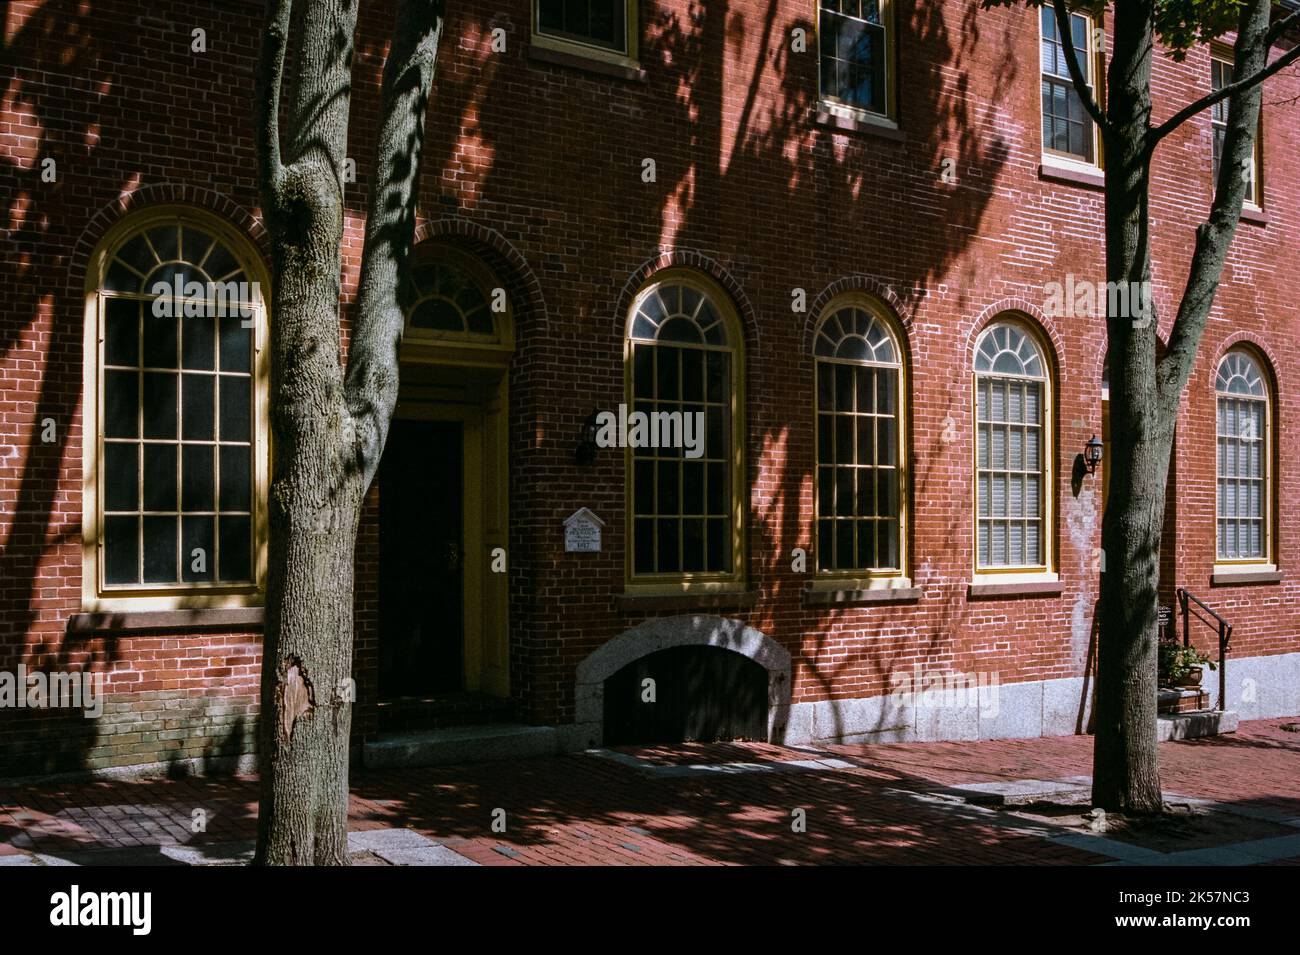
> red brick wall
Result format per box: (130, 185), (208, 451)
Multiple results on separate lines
(1, 0), (1298, 773)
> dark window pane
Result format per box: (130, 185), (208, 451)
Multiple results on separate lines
(181, 227), (213, 267)
(706, 353), (727, 403)
(181, 374), (215, 440)
(142, 515), (177, 583)
(682, 460), (704, 514)
(707, 462), (726, 515)
(656, 346), (680, 399)
(147, 226), (179, 262)
(182, 444), (215, 511)
(142, 311), (178, 369)
(835, 468), (854, 516)
(682, 518), (705, 572)
(632, 346), (653, 398)
(657, 519), (680, 573)
(202, 241), (238, 281)
(182, 314), (216, 370)
(142, 372), (178, 439)
(104, 259), (143, 293)
(818, 466), (834, 515)
(817, 362), (834, 409)
(633, 518), (654, 573)
(182, 515), (215, 583)
(103, 515), (139, 584)
(218, 515), (252, 582)
(142, 443), (177, 511)
(634, 461), (654, 514)
(836, 520), (854, 570)
(219, 317), (252, 372)
(115, 233), (156, 275)
(817, 520), (833, 571)
(104, 370), (139, 439)
(104, 298), (139, 367)
(219, 376), (251, 442)
(705, 406), (725, 459)
(657, 461), (680, 514)
(219, 445), (252, 511)
(103, 442), (138, 511)
(857, 520), (875, 570)
(681, 348), (704, 402)
(836, 364), (854, 411)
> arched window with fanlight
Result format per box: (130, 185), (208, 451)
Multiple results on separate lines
(813, 296), (906, 580)
(625, 270), (743, 588)
(1215, 348), (1273, 566)
(82, 206), (270, 609)
(973, 319), (1053, 574)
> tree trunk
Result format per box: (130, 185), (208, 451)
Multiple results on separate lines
(1090, 0), (1275, 811)
(1091, 0), (1164, 813)
(251, 0), (445, 865)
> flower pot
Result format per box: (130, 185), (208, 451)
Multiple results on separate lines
(1176, 666), (1203, 687)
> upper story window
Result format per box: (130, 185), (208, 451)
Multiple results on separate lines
(534, 0), (636, 62)
(974, 320), (1053, 574)
(813, 297), (906, 579)
(1215, 349), (1272, 565)
(818, 0), (896, 122)
(1040, 7), (1098, 166)
(84, 207), (269, 610)
(626, 272), (743, 590)
(1211, 50), (1261, 207)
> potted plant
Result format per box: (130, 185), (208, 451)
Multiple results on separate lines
(1158, 642), (1216, 688)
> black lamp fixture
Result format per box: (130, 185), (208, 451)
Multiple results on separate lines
(1084, 434), (1104, 475)
(576, 408), (602, 466)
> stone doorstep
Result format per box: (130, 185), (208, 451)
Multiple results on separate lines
(362, 723), (559, 770)
(1157, 710), (1239, 741)
(946, 775), (1094, 807)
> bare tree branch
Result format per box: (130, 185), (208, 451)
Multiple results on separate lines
(344, 0), (446, 483)
(1150, 8), (1300, 145)
(255, 0), (293, 199)
(1051, 0), (1109, 133)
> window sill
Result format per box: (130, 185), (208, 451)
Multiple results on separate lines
(804, 584), (921, 606)
(68, 606), (265, 634)
(527, 42), (646, 83)
(1210, 568), (1282, 587)
(1038, 159), (1104, 190)
(813, 107), (904, 142)
(967, 579), (1063, 599)
(1239, 204), (1268, 226)
(615, 590), (757, 612)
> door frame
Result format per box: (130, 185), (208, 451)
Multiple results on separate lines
(392, 368), (509, 697)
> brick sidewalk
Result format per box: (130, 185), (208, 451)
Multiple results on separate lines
(1, 718), (1297, 866)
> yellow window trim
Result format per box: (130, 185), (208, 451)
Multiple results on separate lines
(1038, 7), (1106, 172)
(623, 267), (746, 591)
(1213, 346), (1273, 566)
(814, 0), (898, 124)
(81, 205), (271, 613)
(1209, 41), (1263, 209)
(531, 0), (640, 69)
(811, 291), (910, 582)
(971, 316), (1056, 577)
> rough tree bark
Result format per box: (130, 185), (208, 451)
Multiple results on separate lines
(251, 0), (446, 866)
(1040, 0), (1299, 812)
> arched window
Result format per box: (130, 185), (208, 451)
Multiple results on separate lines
(403, 247), (509, 347)
(1215, 349), (1272, 564)
(83, 207), (269, 609)
(973, 320), (1052, 572)
(626, 271), (742, 586)
(813, 297), (906, 577)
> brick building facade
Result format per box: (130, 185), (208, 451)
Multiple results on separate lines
(2, 0), (1298, 777)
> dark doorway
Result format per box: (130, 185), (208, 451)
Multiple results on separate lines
(602, 646), (768, 745)
(378, 419), (464, 698)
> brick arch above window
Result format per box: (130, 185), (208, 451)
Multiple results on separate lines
(1214, 332), (1282, 402)
(803, 276), (914, 356)
(615, 250), (758, 352)
(966, 300), (1064, 379)
(412, 216), (549, 338)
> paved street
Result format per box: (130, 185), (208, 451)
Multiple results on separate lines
(2, 719), (1298, 866)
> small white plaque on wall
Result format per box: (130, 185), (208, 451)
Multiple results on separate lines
(564, 508), (604, 553)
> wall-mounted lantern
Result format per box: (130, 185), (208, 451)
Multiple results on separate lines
(576, 409), (602, 466)
(1084, 434), (1104, 475)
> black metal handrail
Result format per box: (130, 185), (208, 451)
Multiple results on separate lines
(1175, 588), (1232, 711)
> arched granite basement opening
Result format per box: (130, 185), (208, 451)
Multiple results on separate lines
(573, 616), (792, 748)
